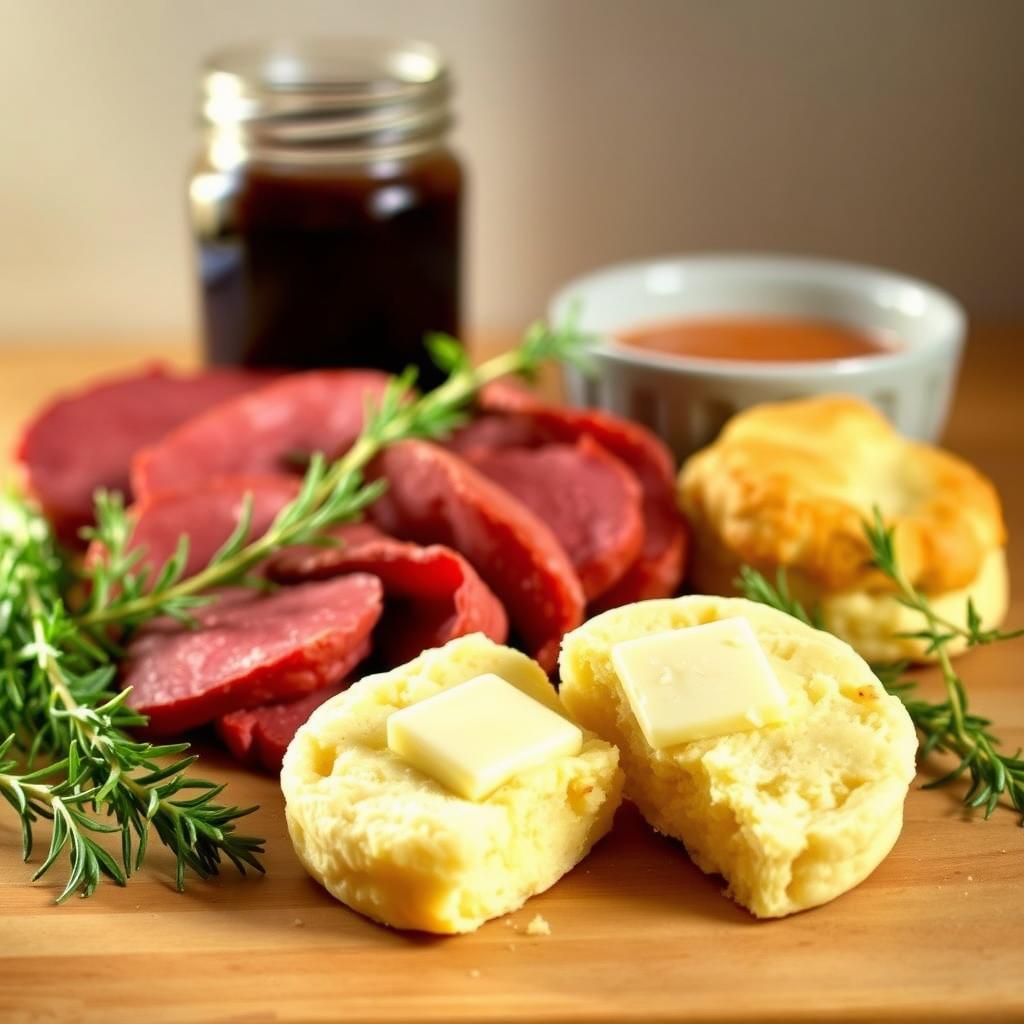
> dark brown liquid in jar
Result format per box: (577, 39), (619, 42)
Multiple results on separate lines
(190, 38), (461, 389)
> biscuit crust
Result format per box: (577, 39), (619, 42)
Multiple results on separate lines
(678, 396), (1006, 595)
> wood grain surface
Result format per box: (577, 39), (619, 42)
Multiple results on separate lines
(0, 330), (1022, 1024)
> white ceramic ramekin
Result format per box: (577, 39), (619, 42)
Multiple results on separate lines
(549, 254), (966, 458)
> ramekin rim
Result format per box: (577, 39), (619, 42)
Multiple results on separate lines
(549, 252), (966, 379)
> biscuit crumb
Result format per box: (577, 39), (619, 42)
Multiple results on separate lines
(468, 969), (481, 979)
(967, 874), (974, 882)
(291, 917), (305, 927)
(526, 913), (551, 936)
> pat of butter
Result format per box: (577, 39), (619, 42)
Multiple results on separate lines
(610, 617), (788, 750)
(386, 673), (584, 801)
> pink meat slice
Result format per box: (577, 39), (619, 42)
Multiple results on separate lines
(86, 475), (302, 583)
(367, 440), (584, 672)
(14, 365), (276, 544)
(131, 369), (393, 500)
(217, 676), (356, 773)
(463, 437), (644, 602)
(122, 574), (383, 734)
(268, 522), (509, 665)
(466, 381), (687, 609)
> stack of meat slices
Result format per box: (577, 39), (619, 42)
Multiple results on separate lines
(15, 365), (279, 545)
(16, 366), (687, 772)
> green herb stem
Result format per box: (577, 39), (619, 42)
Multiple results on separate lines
(75, 320), (588, 635)
(738, 510), (1024, 823)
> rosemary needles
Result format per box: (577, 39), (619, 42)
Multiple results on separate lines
(0, 488), (265, 902)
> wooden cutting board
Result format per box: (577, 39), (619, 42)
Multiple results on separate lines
(1, 331), (1022, 1024)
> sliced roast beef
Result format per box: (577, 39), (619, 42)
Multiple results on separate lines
(463, 437), (643, 602)
(122, 574), (382, 734)
(15, 365), (276, 543)
(217, 678), (353, 773)
(131, 369), (392, 500)
(87, 475), (302, 583)
(367, 440), (584, 671)
(464, 381), (687, 609)
(268, 522), (508, 664)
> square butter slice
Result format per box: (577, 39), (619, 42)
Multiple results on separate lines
(387, 672), (583, 800)
(611, 617), (788, 749)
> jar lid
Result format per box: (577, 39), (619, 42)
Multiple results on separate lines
(201, 37), (451, 162)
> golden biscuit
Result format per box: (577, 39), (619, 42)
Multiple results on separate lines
(678, 395), (1008, 661)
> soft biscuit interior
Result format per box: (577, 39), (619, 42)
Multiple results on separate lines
(281, 633), (623, 934)
(559, 596), (917, 918)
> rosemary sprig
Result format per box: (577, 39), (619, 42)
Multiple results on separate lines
(0, 317), (590, 900)
(864, 509), (1024, 651)
(1, 494), (265, 900)
(0, 738), (127, 902)
(734, 565), (820, 629)
(76, 317), (590, 637)
(737, 510), (1024, 823)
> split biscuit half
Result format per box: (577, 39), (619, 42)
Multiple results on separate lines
(282, 633), (623, 934)
(559, 596), (918, 918)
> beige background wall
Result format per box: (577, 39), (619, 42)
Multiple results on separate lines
(1, 0), (1021, 343)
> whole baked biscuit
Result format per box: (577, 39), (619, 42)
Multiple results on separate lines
(678, 395), (1008, 661)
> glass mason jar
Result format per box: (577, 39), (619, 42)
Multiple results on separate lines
(189, 38), (462, 389)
